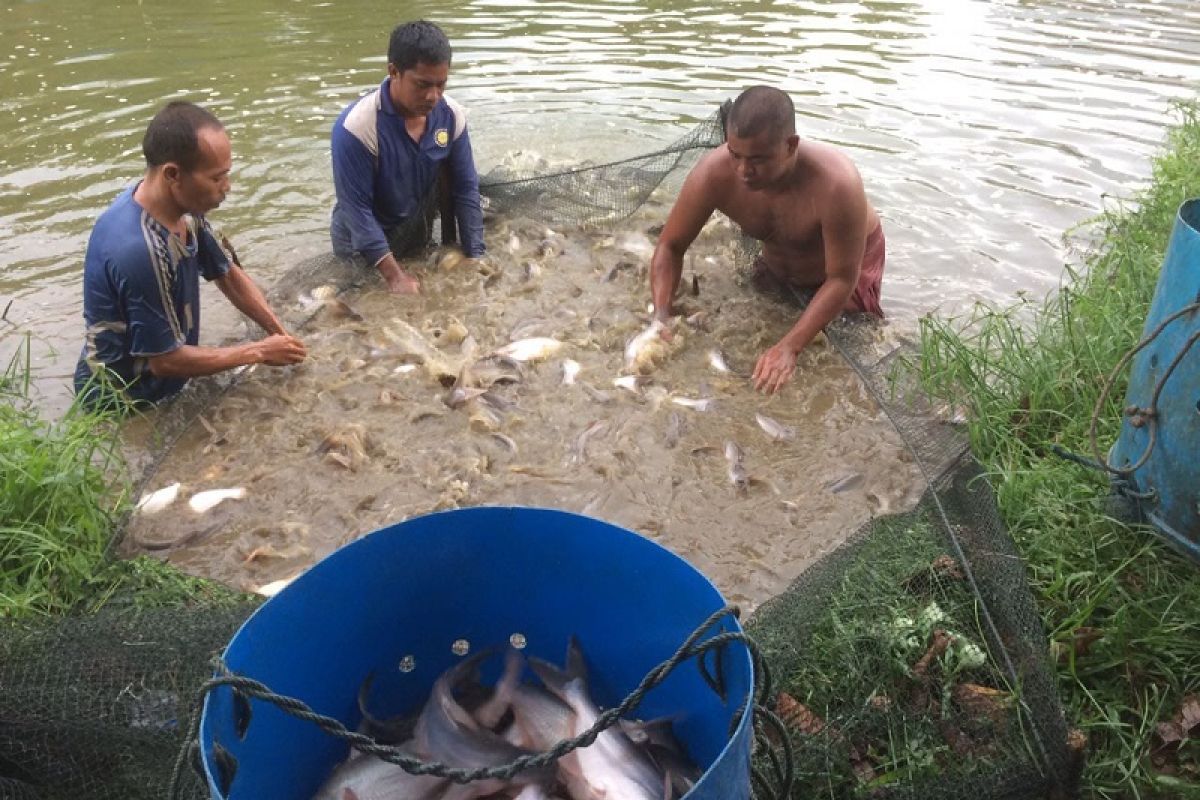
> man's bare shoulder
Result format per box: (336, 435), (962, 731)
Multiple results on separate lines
(801, 141), (864, 191)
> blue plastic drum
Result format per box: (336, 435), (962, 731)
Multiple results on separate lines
(1110, 199), (1200, 561)
(199, 506), (754, 799)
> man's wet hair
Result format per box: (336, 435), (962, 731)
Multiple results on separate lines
(727, 86), (796, 142)
(388, 20), (452, 72)
(142, 101), (223, 172)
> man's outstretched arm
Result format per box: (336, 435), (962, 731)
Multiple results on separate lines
(650, 157), (718, 323)
(752, 186), (867, 393)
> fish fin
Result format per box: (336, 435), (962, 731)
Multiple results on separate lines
(528, 655), (570, 696)
(342, 789), (359, 800)
(565, 635), (588, 685)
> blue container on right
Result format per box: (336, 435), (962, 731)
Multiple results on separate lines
(1110, 198), (1200, 560)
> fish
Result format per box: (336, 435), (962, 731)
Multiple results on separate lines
(188, 487), (247, 513)
(706, 349), (732, 375)
(241, 543), (312, 564)
(312, 746), (448, 800)
(826, 472), (864, 493)
(612, 375), (649, 394)
(445, 385), (489, 410)
(623, 320), (668, 374)
(435, 247), (467, 271)
(568, 420), (609, 465)
(297, 284), (338, 310)
(382, 319), (459, 384)
(492, 337), (564, 363)
(579, 382), (614, 405)
(530, 639), (666, 800)
(317, 424), (372, 471)
(414, 653), (553, 797)
(755, 412), (795, 441)
(251, 574), (298, 598)
(664, 411), (684, 449)
(136, 482), (181, 515)
(560, 359), (581, 385)
(724, 441), (749, 493)
(684, 311), (710, 331)
(490, 433), (519, 453)
(671, 396), (715, 412)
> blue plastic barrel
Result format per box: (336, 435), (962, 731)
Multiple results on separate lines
(1110, 198), (1200, 560)
(199, 506), (753, 799)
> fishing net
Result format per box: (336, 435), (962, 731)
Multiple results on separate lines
(0, 101), (1079, 800)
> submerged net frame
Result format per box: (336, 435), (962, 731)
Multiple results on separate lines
(0, 102), (1078, 800)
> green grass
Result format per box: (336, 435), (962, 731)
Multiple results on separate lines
(915, 100), (1200, 799)
(0, 339), (250, 617)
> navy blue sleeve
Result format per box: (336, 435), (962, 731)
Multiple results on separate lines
(331, 119), (391, 264)
(448, 127), (486, 258)
(195, 216), (232, 280)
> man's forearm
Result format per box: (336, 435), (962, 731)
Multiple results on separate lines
(220, 268), (287, 335)
(650, 245), (684, 321)
(147, 342), (265, 379)
(780, 278), (853, 352)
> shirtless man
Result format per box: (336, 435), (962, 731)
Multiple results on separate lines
(650, 85), (885, 394)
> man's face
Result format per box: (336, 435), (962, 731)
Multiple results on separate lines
(388, 61), (450, 117)
(726, 130), (798, 191)
(171, 126), (231, 215)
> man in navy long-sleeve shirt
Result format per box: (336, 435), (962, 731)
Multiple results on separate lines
(330, 20), (485, 294)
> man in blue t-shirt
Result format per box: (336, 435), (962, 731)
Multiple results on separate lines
(75, 101), (306, 407)
(330, 20), (486, 295)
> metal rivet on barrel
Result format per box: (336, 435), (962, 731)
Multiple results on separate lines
(509, 633), (527, 650)
(452, 639), (470, 656)
(398, 655), (416, 673)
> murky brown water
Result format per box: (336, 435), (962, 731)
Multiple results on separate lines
(122, 203), (922, 608)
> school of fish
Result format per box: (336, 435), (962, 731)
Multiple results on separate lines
(314, 638), (700, 800)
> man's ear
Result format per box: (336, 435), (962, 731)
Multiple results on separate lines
(785, 134), (800, 156)
(386, 62), (399, 79)
(162, 163), (181, 184)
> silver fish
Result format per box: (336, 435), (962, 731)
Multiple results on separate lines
(623, 320), (668, 374)
(414, 654), (552, 796)
(826, 472), (864, 493)
(187, 487), (246, 513)
(561, 359), (581, 385)
(664, 411), (684, 449)
(755, 412), (795, 441)
(706, 349), (732, 374)
(569, 420), (609, 465)
(530, 640), (665, 800)
(724, 440), (749, 493)
(579, 382), (615, 405)
(613, 375), (650, 394)
(493, 337), (564, 363)
(136, 482), (180, 515)
(671, 396), (715, 412)
(313, 748), (447, 800)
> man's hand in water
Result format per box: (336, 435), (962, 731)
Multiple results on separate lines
(752, 340), (799, 394)
(377, 255), (421, 295)
(385, 269), (420, 295)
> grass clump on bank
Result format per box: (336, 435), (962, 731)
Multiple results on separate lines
(0, 340), (249, 618)
(916, 101), (1200, 798)
(0, 339), (130, 616)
